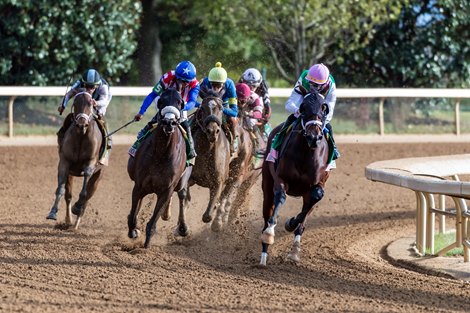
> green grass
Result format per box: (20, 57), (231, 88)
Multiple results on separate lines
(425, 231), (464, 257)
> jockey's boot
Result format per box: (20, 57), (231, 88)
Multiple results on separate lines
(137, 115), (159, 140)
(181, 120), (197, 159)
(99, 116), (112, 150)
(325, 123), (340, 160)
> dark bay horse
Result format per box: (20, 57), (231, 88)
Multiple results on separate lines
(127, 88), (192, 248)
(46, 91), (104, 229)
(259, 90), (330, 266)
(186, 94), (232, 230)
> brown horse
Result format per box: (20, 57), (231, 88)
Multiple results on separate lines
(212, 99), (265, 231)
(186, 94), (232, 230)
(259, 90), (330, 266)
(127, 88), (192, 248)
(46, 91), (105, 229)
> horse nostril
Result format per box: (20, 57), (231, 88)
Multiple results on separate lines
(216, 129), (220, 134)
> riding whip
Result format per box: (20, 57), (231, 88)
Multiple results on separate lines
(106, 119), (136, 137)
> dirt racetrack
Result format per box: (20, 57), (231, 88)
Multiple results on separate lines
(1, 142), (470, 313)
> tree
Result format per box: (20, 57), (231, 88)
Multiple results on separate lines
(0, 1), (141, 85)
(335, 0), (470, 88)
(191, 0), (405, 83)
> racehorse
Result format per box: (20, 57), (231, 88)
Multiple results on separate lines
(186, 93), (232, 230)
(212, 97), (265, 231)
(46, 91), (105, 229)
(127, 88), (192, 248)
(259, 90), (330, 266)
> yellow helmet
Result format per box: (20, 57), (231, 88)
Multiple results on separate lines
(208, 62), (227, 83)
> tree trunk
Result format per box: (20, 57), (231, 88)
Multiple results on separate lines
(137, 0), (162, 86)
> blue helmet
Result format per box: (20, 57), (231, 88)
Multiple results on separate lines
(175, 61), (196, 82)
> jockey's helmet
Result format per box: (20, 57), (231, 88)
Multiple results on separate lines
(235, 83), (251, 102)
(81, 69), (101, 87)
(175, 60), (196, 82)
(208, 62), (227, 83)
(306, 63), (330, 85)
(242, 68), (262, 88)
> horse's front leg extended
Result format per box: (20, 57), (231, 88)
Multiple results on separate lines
(72, 166), (95, 217)
(144, 190), (172, 248)
(212, 177), (241, 232)
(175, 186), (190, 237)
(202, 184), (224, 223)
(285, 185), (324, 263)
(47, 161), (69, 220)
(260, 184), (286, 246)
(64, 175), (74, 226)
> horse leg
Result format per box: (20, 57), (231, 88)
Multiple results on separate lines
(73, 169), (104, 230)
(64, 175), (73, 226)
(47, 161), (69, 220)
(260, 171), (286, 266)
(72, 166), (95, 217)
(261, 184), (286, 245)
(175, 187), (190, 237)
(128, 185), (144, 239)
(212, 176), (242, 232)
(144, 191), (172, 248)
(174, 168), (192, 237)
(202, 184), (223, 223)
(285, 185), (325, 263)
(161, 196), (172, 221)
(227, 176), (255, 222)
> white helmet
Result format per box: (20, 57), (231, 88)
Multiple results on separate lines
(242, 68), (262, 87)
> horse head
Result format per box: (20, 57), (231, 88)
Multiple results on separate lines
(157, 88), (184, 135)
(197, 91), (224, 143)
(72, 92), (95, 135)
(299, 91), (328, 148)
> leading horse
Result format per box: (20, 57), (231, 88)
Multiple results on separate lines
(46, 91), (105, 229)
(259, 90), (330, 266)
(127, 88), (192, 248)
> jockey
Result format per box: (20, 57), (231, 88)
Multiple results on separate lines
(239, 68), (272, 124)
(134, 60), (199, 159)
(57, 69), (113, 148)
(236, 82), (264, 132)
(199, 62), (239, 155)
(266, 63), (339, 163)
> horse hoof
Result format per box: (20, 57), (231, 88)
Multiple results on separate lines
(202, 213), (212, 223)
(286, 252), (300, 263)
(129, 229), (141, 239)
(175, 224), (189, 237)
(71, 205), (81, 216)
(46, 212), (57, 220)
(260, 231), (274, 245)
(211, 220), (222, 232)
(284, 217), (297, 232)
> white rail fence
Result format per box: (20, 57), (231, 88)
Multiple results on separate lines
(1, 87), (470, 138)
(366, 155), (470, 262)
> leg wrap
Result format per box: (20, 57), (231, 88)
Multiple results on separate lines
(311, 186), (324, 202)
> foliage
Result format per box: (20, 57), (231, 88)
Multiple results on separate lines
(335, 0), (470, 88)
(190, 0), (405, 83)
(0, 0), (141, 86)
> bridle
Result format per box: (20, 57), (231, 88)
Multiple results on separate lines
(73, 92), (95, 127)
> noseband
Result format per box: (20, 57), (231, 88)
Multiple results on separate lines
(73, 92), (95, 126)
